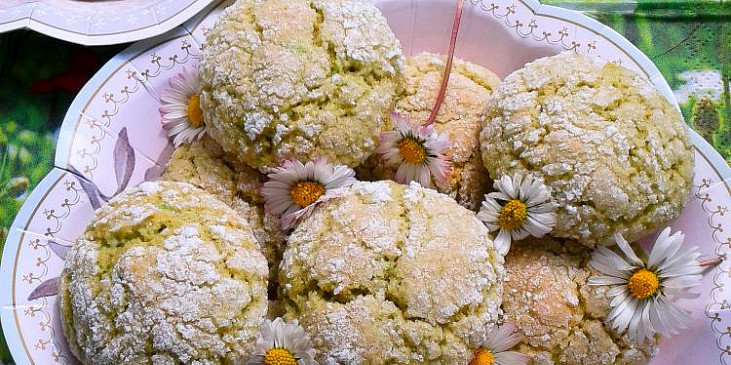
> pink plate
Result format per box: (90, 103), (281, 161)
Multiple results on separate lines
(1, 0), (729, 364)
(0, 0), (217, 45)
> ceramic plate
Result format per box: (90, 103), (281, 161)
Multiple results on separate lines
(0, 0), (216, 45)
(1, 0), (730, 364)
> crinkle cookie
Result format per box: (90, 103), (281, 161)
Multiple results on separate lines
(59, 181), (269, 365)
(480, 52), (694, 246)
(279, 180), (504, 364)
(503, 237), (657, 365)
(200, 0), (403, 170)
(358, 52), (501, 210)
(161, 137), (286, 287)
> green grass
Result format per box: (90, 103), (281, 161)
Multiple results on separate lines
(588, 3), (731, 160)
(0, 122), (55, 230)
(0, 123), (55, 361)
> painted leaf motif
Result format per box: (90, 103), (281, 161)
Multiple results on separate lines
(27, 277), (59, 301)
(114, 127), (136, 195)
(144, 165), (165, 182)
(68, 165), (104, 210)
(144, 143), (175, 181)
(49, 240), (71, 260)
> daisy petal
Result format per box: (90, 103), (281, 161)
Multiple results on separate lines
(522, 214), (553, 237)
(377, 113), (453, 188)
(589, 247), (633, 278)
(496, 174), (517, 199)
(614, 231), (643, 266)
(418, 163), (432, 188)
(487, 191), (513, 202)
(608, 286), (630, 308)
(494, 351), (530, 365)
(588, 226), (703, 343)
(609, 295), (638, 332)
(480, 173), (557, 244)
(263, 159), (356, 230)
(494, 229), (512, 256)
(588, 275), (627, 286)
(485, 323), (523, 353)
(647, 227), (675, 267)
(511, 228), (530, 241)
(247, 317), (317, 365)
(159, 64), (206, 146)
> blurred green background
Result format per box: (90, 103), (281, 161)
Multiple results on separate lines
(0, 32), (124, 364)
(0, 1), (729, 363)
(548, 0), (731, 157)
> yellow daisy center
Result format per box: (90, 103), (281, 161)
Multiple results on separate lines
(186, 94), (204, 128)
(290, 181), (325, 207)
(469, 348), (495, 365)
(498, 199), (528, 230)
(627, 268), (660, 300)
(398, 138), (427, 164)
(264, 348), (298, 365)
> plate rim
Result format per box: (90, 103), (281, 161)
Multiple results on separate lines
(2, 0), (731, 364)
(0, 0), (218, 46)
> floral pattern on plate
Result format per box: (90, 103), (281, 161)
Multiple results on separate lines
(0, 0), (218, 46)
(0, 0), (729, 364)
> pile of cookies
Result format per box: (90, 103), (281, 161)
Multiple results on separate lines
(57, 0), (698, 364)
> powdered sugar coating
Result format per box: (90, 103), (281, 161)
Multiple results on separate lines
(358, 53), (501, 210)
(199, 0), (403, 170)
(59, 181), (269, 365)
(280, 181), (504, 364)
(503, 237), (657, 365)
(161, 137), (286, 286)
(480, 52), (694, 246)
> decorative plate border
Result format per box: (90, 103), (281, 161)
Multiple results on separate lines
(0, 0), (216, 46)
(2, 169), (83, 365)
(692, 130), (731, 365)
(0, 0), (729, 364)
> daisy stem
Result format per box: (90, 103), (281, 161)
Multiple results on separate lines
(699, 257), (723, 267)
(425, 0), (465, 126)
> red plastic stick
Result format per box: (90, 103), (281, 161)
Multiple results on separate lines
(700, 257), (723, 267)
(425, 0), (465, 126)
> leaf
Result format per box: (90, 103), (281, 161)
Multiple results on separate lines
(144, 143), (175, 181)
(48, 240), (71, 260)
(27, 277), (59, 301)
(114, 127), (136, 195)
(156, 142), (176, 166)
(68, 165), (103, 210)
(144, 165), (165, 182)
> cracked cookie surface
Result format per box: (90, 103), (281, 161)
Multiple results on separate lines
(503, 237), (657, 365)
(200, 0), (403, 170)
(279, 180), (504, 364)
(161, 137), (286, 287)
(480, 53), (694, 246)
(358, 52), (501, 211)
(59, 181), (269, 365)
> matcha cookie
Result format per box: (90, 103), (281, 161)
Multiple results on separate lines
(200, 0), (403, 170)
(480, 53), (694, 246)
(279, 181), (504, 364)
(359, 52), (501, 210)
(59, 181), (269, 365)
(161, 137), (286, 286)
(503, 237), (657, 365)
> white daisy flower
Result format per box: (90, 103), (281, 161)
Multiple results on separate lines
(469, 323), (529, 365)
(374, 111), (452, 188)
(159, 65), (206, 147)
(588, 228), (704, 342)
(476, 173), (557, 256)
(261, 158), (357, 230)
(246, 317), (318, 365)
